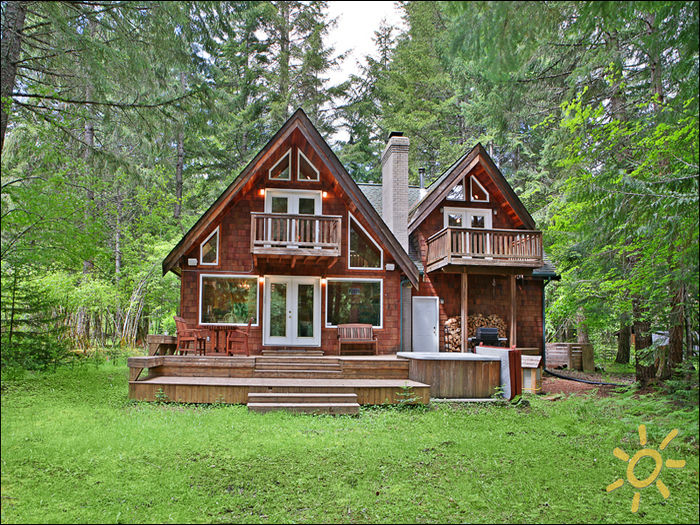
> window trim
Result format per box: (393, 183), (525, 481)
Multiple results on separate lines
(199, 226), (220, 266)
(325, 277), (383, 329)
(297, 149), (320, 182)
(199, 273), (260, 326)
(347, 212), (383, 270)
(268, 148), (292, 180)
(446, 176), (465, 201)
(470, 176), (490, 203)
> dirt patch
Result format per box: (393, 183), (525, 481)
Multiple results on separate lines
(541, 377), (616, 397)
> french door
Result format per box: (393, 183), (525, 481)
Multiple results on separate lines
(263, 276), (321, 346)
(444, 207), (493, 256)
(264, 190), (322, 248)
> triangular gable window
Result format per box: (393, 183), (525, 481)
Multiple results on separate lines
(200, 226), (219, 265)
(470, 176), (489, 202)
(447, 177), (465, 200)
(348, 213), (382, 269)
(298, 150), (319, 181)
(269, 149), (291, 180)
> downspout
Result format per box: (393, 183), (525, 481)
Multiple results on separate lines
(542, 277), (551, 369)
(400, 276), (408, 351)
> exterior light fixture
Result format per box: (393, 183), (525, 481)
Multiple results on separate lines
(258, 276), (265, 285)
(259, 188), (265, 196)
(320, 277), (327, 286)
(322, 191), (328, 198)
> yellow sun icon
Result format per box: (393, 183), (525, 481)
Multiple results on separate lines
(607, 424), (686, 513)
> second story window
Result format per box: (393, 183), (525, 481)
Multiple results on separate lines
(200, 226), (219, 265)
(447, 177), (465, 200)
(470, 176), (489, 202)
(269, 149), (291, 180)
(348, 213), (382, 269)
(298, 150), (319, 181)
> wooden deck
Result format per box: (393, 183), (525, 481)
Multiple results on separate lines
(425, 227), (543, 272)
(128, 355), (431, 406)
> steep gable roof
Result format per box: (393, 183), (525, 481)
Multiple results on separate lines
(162, 109), (419, 286)
(408, 143), (536, 233)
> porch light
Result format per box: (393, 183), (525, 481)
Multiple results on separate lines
(320, 277), (327, 286)
(322, 191), (328, 198)
(259, 188), (265, 196)
(258, 276), (265, 285)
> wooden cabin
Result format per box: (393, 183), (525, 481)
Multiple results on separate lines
(129, 109), (556, 409)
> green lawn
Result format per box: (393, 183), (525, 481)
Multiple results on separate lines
(1, 361), (698, 524)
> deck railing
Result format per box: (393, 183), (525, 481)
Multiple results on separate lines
(426, 227), (543, 270)
(250, 212), (342, 256)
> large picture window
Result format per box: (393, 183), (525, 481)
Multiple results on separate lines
(348, 214), (382, 269)
(326, 279), (382, 328)
(200, 275), (258, 325)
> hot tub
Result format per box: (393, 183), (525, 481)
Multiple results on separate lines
(397, 352), (501, 398)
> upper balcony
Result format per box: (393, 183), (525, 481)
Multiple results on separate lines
(425, 227), (543, 273)
(250, 212), (342, 263)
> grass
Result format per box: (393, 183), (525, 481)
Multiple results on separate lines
(1, 360), (698, 524)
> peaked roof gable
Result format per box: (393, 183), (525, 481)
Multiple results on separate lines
(408, 143), (536, 233)
(162, 109), (419, 286)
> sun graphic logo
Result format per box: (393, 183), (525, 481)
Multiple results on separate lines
(607, 424), (686, 513)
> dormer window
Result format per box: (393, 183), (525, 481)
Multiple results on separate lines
(298, 150), (319, 181)
(269, 149), (291, 180)
(447, 177), (465, 200)
(470, 176), (489, 202)
(200, 226), (219, 265)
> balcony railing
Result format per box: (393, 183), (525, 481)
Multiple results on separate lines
(426, 227), (543, 272)
(250, 212), (342, 257)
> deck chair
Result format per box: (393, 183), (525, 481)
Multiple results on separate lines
(226, 317), (253, 356)
(173, 316), (207, 355)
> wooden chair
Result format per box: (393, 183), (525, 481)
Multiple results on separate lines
(337, 323), (378, 355)
(226, 317), (253, 356)
(173, 316), (207, 356)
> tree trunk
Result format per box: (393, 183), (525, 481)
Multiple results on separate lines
(115, 190), (123, 340)
(275, 1), (291, 127)
(668, 285), (684, 369)
(174, 72), (185, 220)
(0, 1), (26, 153)
(616, 314), (631, 364)
(576, 309), (590, 344)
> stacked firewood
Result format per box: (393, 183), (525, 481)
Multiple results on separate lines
(443, 317), (462, 352)
(443, 314), (508, 351)
(467, 313), (507, 339)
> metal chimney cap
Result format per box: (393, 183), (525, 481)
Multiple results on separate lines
(388, 131), (404, 138)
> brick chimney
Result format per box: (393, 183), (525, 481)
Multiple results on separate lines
(381, 132), (409, 252)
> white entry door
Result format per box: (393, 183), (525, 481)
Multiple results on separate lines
(412, 297), (439, 352)
(263, 276), (321, 346)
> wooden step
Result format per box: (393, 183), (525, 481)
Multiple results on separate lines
(248, 402), (359, 415)
(261, 349), (325, 356)
(248, 392), (358, 404)
(254, 369), (343, 378)
(254, 362), (341, 370)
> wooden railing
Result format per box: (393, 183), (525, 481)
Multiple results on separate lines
(250, 213), (342, 256)
(426, 227), (543, 270)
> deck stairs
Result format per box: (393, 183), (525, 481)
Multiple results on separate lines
(253, 356), (342, 378)
(247, 391), (360, 415)
(261, 347), (325, 357)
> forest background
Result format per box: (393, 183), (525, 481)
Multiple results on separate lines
(1, 1), (698, 381)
